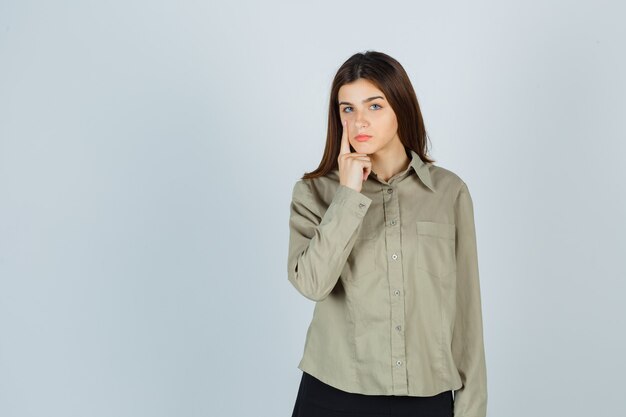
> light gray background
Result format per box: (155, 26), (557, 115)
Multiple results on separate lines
(1, 1), (625, 416)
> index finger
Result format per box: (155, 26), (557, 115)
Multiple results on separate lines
(339, 120), (351, 155)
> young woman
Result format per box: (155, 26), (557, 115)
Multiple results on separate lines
(287, 51), (487, 417)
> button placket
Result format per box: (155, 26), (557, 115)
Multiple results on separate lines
(383, 184), (408, 394)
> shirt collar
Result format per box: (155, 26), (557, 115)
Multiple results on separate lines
(408, 149), (435, 192)
(330, 149), (435, 192)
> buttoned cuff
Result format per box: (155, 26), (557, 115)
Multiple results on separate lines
(333, 184), (372, 217)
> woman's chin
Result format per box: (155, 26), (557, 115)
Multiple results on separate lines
(353, 143), (374, 154)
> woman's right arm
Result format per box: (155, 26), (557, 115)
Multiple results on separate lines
(287, 180), (372, 302)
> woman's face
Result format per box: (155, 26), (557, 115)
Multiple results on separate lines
(337, 78), (399, 155)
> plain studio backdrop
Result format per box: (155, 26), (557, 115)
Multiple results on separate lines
(1, 1), (625, 416)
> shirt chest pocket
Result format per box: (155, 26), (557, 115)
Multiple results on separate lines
(415, 221), (456, 278)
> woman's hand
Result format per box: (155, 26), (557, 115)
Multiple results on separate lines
(338, 120), (372, 193)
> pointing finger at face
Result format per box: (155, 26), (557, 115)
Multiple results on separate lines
(339, 120), (351, 155)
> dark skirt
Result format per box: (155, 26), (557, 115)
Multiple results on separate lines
(291, 371), (453, 417)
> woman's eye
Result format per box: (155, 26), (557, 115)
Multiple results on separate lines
(341, 104), (381, 113)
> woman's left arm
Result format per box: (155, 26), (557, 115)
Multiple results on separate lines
(451, 181), (488, 417)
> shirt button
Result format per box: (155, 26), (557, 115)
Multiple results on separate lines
(396, 360), (402, 367)
(394, 290), (400, 296)
(358, 202), (365, 208)
(387, 189), (393, 194)
(390, 219), (396, 225)
(396, 325), (402, 331)
(392, 253), (398, 260)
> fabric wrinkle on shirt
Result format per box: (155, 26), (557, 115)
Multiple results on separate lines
(287, 149), (488, 417)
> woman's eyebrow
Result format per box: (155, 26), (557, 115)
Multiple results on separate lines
(338, 96), (385, 106)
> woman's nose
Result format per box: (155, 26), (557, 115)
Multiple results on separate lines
(354, 115), (368, 129)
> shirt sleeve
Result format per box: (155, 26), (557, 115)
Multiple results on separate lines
(451, 181), (488, 417)
(287, 180), (372, 302)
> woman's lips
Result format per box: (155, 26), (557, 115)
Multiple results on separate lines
(355, 135), (372, 142)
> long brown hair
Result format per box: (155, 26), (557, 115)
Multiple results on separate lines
(302, 50), (435, 180)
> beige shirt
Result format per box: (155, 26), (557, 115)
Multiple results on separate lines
(287, 149), (487, 417)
